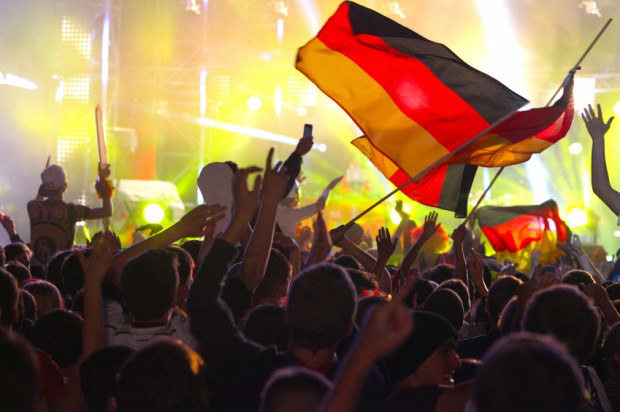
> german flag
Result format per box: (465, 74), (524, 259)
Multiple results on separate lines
(296, 1), (528, 181)
(296, 2), (574, 215)
(476, 200), (568, 270)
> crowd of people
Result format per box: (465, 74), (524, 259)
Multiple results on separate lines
(2, 104), (620, 411)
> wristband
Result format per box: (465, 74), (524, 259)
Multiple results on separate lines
(95, 177), (114, 199)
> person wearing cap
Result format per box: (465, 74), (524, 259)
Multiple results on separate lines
(27, 163), (113, 264)
(381, 310), (472, 412)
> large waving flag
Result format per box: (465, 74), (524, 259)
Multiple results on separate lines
(296, 1), (574, 215)
(476, 200), (568, 271)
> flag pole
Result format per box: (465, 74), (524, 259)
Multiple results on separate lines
(348, 106), (523, 224)
(465, 17), (612, 225)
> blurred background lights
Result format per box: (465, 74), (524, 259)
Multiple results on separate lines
(569, 142), (583, 155)
(567, 206), (588, 228)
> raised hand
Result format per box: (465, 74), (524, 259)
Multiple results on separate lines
(77, 231), (116, 283)
(294, 134), (314, 156)
(0, 212), (18, 237)
(376, 227), (397, 260)
(262, 148), (289, 201)
(329, 222), (353, 246)
(421, 211), (440, 239)
(231, 166), (262, 221)
(582, 104), (614, 142)
(273, 232), (299, 253)
(176, 204), (227, 238)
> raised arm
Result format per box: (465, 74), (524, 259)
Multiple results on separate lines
(372, 227), (396, 294)
(400, 211), (440, 276)
(451, 223), (468, 283)
(86, 164), (113, 220)
(109, 203), (226, 283)
(0, 212), (25, 244)
(238, 149), (289, 293)
(582, 104), (620, 216)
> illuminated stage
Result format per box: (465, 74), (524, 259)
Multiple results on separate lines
(1, 0), (620, 253)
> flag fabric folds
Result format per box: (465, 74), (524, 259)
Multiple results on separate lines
(476, 200), (568, 271)
(296, 1), (574, 215)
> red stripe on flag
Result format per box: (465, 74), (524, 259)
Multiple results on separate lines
(388, 165), (449, 208)
(317, 3), (491, 152)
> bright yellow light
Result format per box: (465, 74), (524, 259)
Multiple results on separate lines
(247, 96), (262, 111)
(390, 203), (411, 225)
(569, 142), (583, 155)
(574, 78), (596, 111)
(567, 207), (588, 228)
(613, 101), (620, 117)
(144, 203), (165, 224)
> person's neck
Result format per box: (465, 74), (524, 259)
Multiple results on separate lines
(290, 344), (335, 370)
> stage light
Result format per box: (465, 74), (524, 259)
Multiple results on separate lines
(0, 73), (37, 90)
(569, 142), (583, 155)
(567, 207), (588, 228)
(288, 76), (317, 107)
(390, 203), (411, 225)
(317, 143), (327, 152)
(247, 96), (262, 111)
(574, 78), (596, 111)
(296, 106), (308, 116)
(387, 1), (406, 19)
(144, 203), (165, 224)
(199, 70), (207, 116)
(580, 0), (601, 17)
(613, 101), (620, 116)
(614, 231), (620, 238)
(277, 18), (284, 44)
(274, 87), (282, 117)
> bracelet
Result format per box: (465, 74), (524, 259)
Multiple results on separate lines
(95, 177), (114, 199)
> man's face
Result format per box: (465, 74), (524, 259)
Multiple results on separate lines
(415, 337), (461, 387)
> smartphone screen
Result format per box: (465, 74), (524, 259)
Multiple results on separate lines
(303, 124), (313, 138)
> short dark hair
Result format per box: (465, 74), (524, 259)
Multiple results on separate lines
(561, 269), (595, 287)
(179, 240), (202, 264)
(346, 269), (377, 296)
(404, 278), (436, 309)
(244, 304), (289, 351)
(61, 250), (91, 297)
(6, 261), (32, 286)
(116, 338), (207, 412)
(166, 246), (195, 288)
(46, 250), (72, 291)
(259, 366), (331, 412)
(424, 264), (454, 284)
(120, 249), (179, 321)
(606, 283), (620, 301)
(487, 275), (522, 322)
(4, 242), (31, 262)
(81, 346), (135, 412)
(0, 269), (19, 328)
(474, 332), (584, 412)
(287, 263), (356, 352)
(522, 285), (600, 364)
(33, 309), (83, 369)
(254, 249), (292, 303)
(438, 278), (470, 314)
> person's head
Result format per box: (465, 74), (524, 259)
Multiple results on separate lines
(473, 332), (586, 412)
(179, 240), (201, 265)
(606, 283), (620, 301)
(115, 338), (207, 412)
(81, 346), (135, 412)
(604, 323), (620, 373)
(346, 269), (377, 296)
(254, 249), (292, 305)
(522, 285), (600, 364)
(40, 164), (68, 197)
(6, 261), (32, 286)
(0, 327), (41, 412)
(166, 246), (195, 308)
(437, 278), (470, 315)
(561, 269), (595, 287)
(120, 248), (178, 322)
(258, 366), (331, 412)
(498, 296), (519, 335)
(356, 295), (388, 327)
(384, 310), (459, 387)
(20, 289), (37, 322)
(404, 278), (436, 309)
(46, 250), (72, 291)
(22, 280), (63, 319)
(333, 255), (360, 270)
(486, 275), (522, 324)
(422, 288), (464, 331)
(61, 250), (91, 297)
(0, 268), (19, 329)
(4, 242), (32, 268)
(244, 304), (289, 351)
(424, 264), (455, 284)
(287, 263), (357, 352)
(32, 309), (83, 371)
